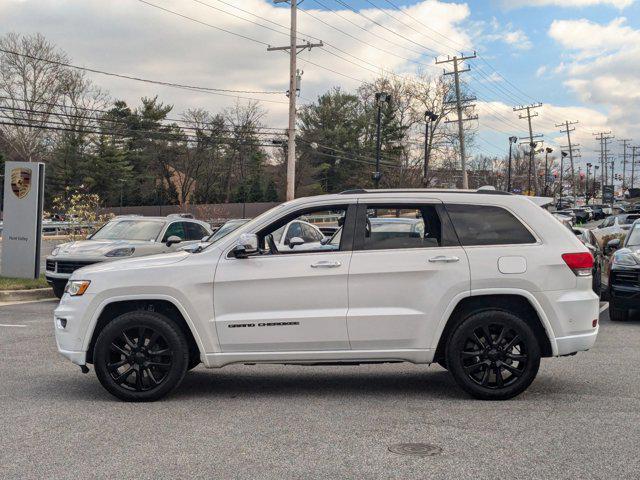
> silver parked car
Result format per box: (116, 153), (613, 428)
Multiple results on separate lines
(45, 215), (212, 297)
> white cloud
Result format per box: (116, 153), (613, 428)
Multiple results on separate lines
(503, 0), (634, 9)
(482, 17), (532, 50)
(547, 17), (640, 138)
(0, 0), (474, 127)
(535, 65), (547, 77)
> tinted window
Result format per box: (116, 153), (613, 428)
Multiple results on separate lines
(362, 206), (442, 250)
(622, 215), (640, 225)
(185, 222), (209, 240)
(446, 204), (535, 246)
(162, 222), (186, 241)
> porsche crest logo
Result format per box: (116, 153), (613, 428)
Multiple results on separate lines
(10, 167), (32, 199)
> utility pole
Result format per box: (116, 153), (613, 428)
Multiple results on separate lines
(620, 139), (631, 190)
(436, 52), (477, 189)
(268, 1), (323, 201)
(593, 131), (614, 200)
(514, 103), (543, 195)
(556, 121), (579, 198)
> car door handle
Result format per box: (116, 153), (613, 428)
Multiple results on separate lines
(428, 255), (460, 263)
(311, 260), (342, 268)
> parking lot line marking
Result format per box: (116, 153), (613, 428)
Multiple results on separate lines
(599, 302), (609, 313)
(0, 324), (28, 328)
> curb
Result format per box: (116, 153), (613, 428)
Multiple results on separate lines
(0, 288), (55, 302)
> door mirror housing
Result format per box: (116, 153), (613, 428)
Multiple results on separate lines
(606, 238), (621, 253)
(288, 237), (305, 249)
(166, 235), (182, 247)
(233, 233), (259, 258)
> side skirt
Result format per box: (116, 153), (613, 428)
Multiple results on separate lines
(203, 348), (434, 368)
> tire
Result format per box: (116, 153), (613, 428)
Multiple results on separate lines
(446, 310), (541, 401)
(93, 310), (189, 402)
(609, 301), (629, 322)
(50, 280), (66, 299)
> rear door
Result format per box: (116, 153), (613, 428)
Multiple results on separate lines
(346, 200), (470, 350)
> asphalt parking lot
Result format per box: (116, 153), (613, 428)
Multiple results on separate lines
(1, 301), (638, 479)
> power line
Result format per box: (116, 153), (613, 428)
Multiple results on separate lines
(0, 96), (288, 131)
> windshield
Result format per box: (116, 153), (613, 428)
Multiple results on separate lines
(90, 220), (164, 241)
(208, 220), (249, 243)
(622, 215), (640, 225)
(626, 226), (640, 246)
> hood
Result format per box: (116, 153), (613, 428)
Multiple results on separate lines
(75, 251), (189, 275)
(53, 239), (154, 257)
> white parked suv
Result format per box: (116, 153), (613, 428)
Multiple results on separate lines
(53, 190), (599, 402)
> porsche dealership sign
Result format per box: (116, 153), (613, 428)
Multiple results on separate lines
(2, 161), (45, 279)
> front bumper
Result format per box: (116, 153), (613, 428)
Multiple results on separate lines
(54, 293), (95, 366)
(609, 267), (640, 309)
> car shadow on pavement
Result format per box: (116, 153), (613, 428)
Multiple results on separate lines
(173, 367), (468, 401)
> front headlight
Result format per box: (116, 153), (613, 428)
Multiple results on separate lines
(64, 280), (91, 296)
(105, 247), (135, 257)
(51, 247), (60, 256)
(613, 252), (638, 266)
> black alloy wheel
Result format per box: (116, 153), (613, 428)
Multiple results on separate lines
(94, 311), (189, 402)
(446, 310), (541, 400)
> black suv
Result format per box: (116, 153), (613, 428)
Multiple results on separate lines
(604, 220), (640, 321)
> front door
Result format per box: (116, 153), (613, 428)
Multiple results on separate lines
(346, 201), (470, 350)
(213, 204), (355, 352)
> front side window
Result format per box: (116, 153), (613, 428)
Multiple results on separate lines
(90, 220), (164, 242)
(446, 204), (535, 246)
(162, 222), (187, 242)
(260, 207), (348, 254)
(626, 226), (640, 247)
(360, 205), (443, 250)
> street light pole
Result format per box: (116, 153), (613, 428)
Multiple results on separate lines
(507, 136), (517, 193)
(423, 111), (438, 186)
(373, 92), (390, 188)
(559, 151), (568, 208)
(544, 147), (553, 196)
(586, 163), (592, 205)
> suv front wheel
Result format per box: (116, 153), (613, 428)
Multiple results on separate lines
(93, 310), (189, 402)
(446, 310), (541, 400)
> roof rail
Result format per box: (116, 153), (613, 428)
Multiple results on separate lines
(338, 188), (511, 196)
(167, 213), (195, 219)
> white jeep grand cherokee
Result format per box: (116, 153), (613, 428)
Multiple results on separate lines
(53, 189), (599, 402)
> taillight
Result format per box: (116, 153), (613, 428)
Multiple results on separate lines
(562, 252), (594, 276)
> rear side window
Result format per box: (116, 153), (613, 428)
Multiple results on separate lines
(446, 204), (536, 246)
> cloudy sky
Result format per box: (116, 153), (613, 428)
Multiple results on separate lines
(1, 0), (639, 169)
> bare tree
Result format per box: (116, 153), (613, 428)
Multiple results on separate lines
(0, 33), (69, 161)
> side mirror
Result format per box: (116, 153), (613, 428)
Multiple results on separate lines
(166, 235), (182, 247)
(288, 237), (305, 249)
(233, 233), (258, 258)
(606, 238), (621, 253)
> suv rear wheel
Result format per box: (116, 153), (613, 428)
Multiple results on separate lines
(446, 310), (541, 400)
(93, 310), (189, 402)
